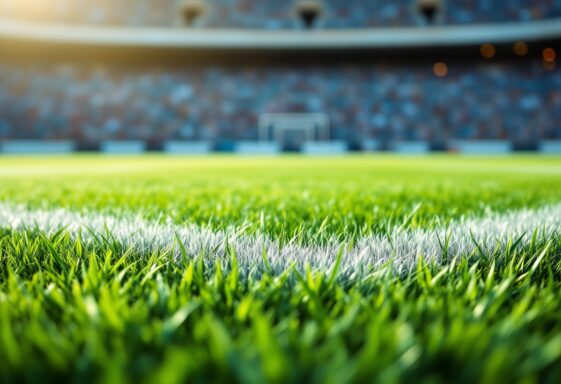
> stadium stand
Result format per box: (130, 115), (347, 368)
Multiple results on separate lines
(0, 2), (560, 154)
(0, 61), (559, 152)
(1, 0), (561, 29)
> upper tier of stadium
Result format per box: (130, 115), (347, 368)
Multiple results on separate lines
(1, 0), (561, 29)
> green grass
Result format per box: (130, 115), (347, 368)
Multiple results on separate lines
(1, 155), (561, 242)
(1, 155), (561, 383)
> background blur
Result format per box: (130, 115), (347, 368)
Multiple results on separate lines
(0, 0), (560, 154)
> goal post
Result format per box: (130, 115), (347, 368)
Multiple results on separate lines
(258, 113), (330, 144)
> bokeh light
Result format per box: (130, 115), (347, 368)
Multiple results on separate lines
(543, 48), (557, 63)
(480, 44), (496, 58)
(433, 62), (448, 77)
(513, 42), (528, 56)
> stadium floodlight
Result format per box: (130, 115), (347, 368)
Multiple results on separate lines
(295, 1), (324, 29)
(417, 0), (442, 25)
(180, 0), (206, 27)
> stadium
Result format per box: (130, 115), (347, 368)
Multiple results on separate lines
(0, 0), (561, 382)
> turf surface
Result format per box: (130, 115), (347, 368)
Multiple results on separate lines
(1, 155), (561, 242)
(1, 155), (561, 383)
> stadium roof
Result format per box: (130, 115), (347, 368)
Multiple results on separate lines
(1, 18), (560, 50)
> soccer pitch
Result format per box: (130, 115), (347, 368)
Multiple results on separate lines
(1, 155), (561, 382)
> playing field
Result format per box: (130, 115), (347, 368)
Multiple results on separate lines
(1, 155), (561, 382)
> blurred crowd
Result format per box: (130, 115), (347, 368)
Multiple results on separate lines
(0, 62), (559, 144)
(0, 0), (560, 28)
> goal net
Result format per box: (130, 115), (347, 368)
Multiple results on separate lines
(259, 113), (330, 148)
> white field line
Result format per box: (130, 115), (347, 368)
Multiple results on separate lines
(0, 203), (560, 277)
